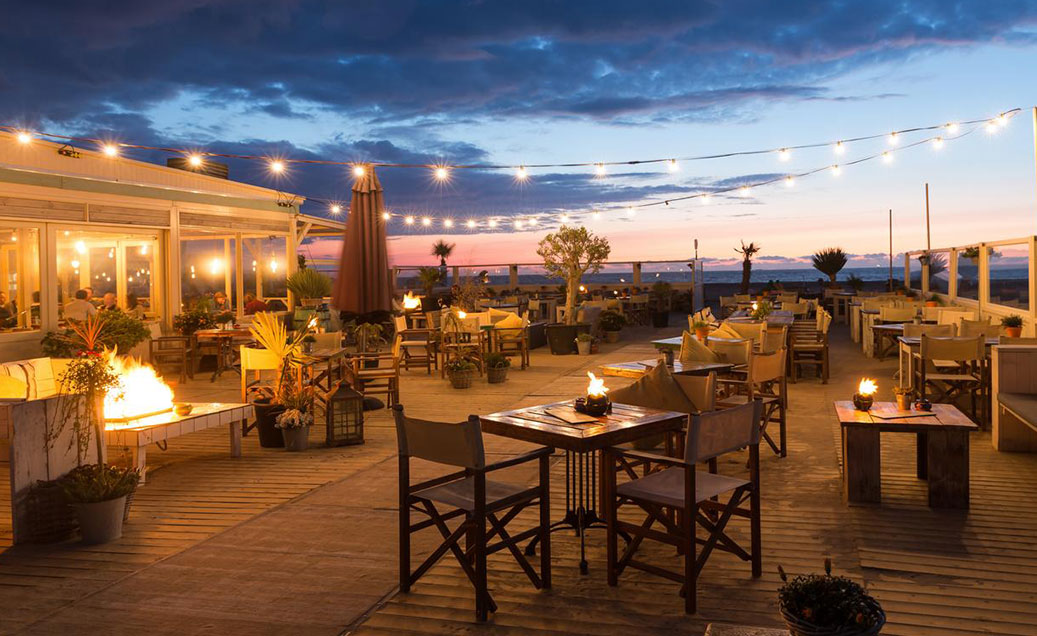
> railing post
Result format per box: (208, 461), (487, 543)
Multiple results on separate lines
(509, 264), (519, 288)
(452, 265), (459, 286)
(632, 262), (641, 286)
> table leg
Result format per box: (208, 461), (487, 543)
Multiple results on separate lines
(842, 426), (881, 504)
(916, 432), (928, 479)
(132, 445), (148, 484)
(230, 418), (243, 457)
(927, 430), (970, 508)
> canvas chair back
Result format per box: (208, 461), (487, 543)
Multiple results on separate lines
(684, 399), (762, 464)
(393, 315), (408, 333)
(692, 307), (715, 324)
(749, 348), (785, 385)
(776, 292), (798, 304)
(726, 320), (766, 343)
(424, 310), (441, 330)
(861, 298), (890, 311)
(240, 346), (279, 372)
(708, 337), (752, 365)
(392, 406), (486, 469)
(937, 308), (975, 326)
(903, 323), (954, 338)
(672, 372), (717, 413)
(920, 335), (985, 364)
(879, 306), (916, 323)
(816, 310), (833, 334)
(959, 320), (999, 338)
(719, 295), (736, 309)
(312, 331), (342, 349)
(784, 301), (809, 317)
(761, 326), (787, 354)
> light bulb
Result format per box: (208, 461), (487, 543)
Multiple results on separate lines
(997, 113), (1008, 127)
(667, 159), (679, 172)
(466, 219), (476, 229)
(527, 217), (537, 226)
(16, 131), (32, 145)
(488, 219), (498, 228)
(405, 216), (415, 225)
(831, 164), (842, 176)
(382, 211), (391, 220)
(882, 151), (893, 163)
(560, 214), (569, 222)
(834, 141), (845, 155)
(102, 143), (119, 157)
(785, 176), (795, 187)
(443, 219), (453, 228)
(626, 207), (636, 217)
(187, 154), (203, 168)
(594, 163), (607, 177)
(701, 194), (711, 204)
(945, 122), (959, 134)
(985, 120), (999, 134)
(593, 211), (601, 220)
(778, 148), (790, 162)
(269, 160), (285, 174)
(740, 186), (751, 197)
(352, 164), (366, 178)
(421, 217), (431, 226)
(75, 240), (87, 254)
(515, 166), (528, 181)
(330, 204), (342, 214)
(888, 132), (899, 146)
(433, 166), (449, 181)
(931, 137), (944, 150)
(514, 219), (524, 229)
(269, 259), (278, 272)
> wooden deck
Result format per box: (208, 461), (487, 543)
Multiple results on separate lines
(1, 326), (1036, 635)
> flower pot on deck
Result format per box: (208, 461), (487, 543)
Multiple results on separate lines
(74, 496), (127, 545)
(603, 330), (620, 344)
(252, 398), (286, 448)
(545, 323), (590, 355)
(694, 327), (710, 342)
(448, 370), (475, 389)
(1005, 326), (1022, 338)
(576, 340), (591, 356)
(487, 367), (508, 384)
(780, 603), (885, 636)
(281, 426), (310, 452)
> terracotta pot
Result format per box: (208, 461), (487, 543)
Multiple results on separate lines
(925, 301), (938, 307)
(604, 330), (620, 343)
(695, 327), (710, 342)
(1006, 326), (1023, 338)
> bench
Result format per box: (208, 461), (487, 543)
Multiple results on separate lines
(992, 345), (1037, 452)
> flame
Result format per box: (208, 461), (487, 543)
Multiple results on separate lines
(857, 378), (877, 396)
(456, 310), (467, 319)
(402, 291), (421, 310)
(103, 353), (175, 427)
(751, 301), (758, 311)
(586, 372), (609, 397)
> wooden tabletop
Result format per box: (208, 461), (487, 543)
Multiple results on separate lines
(599, 359), (734, 378)
(651, 336), (682, 351)
(834, 401), (978, 433)
(195, 328), (252, 338)
(480, 401), (687, 453)
(306, 346), (348, 360)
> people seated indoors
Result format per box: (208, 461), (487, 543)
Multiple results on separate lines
(101, 292), (120, 311)
(244, 293), (268, 315)
(212, 291), (231, 312)
(83, 286), (96, 305)
(64, 289), (98, 322)
(0, 291), (17, 328)
(126, 292), (146, 319)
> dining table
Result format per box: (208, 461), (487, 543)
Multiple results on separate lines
(301, 346), (349, 408)
(194, 327), (254, 382)
(480, 401), (687, 574)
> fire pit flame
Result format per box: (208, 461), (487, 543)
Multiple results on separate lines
(103, 353), (175, 426)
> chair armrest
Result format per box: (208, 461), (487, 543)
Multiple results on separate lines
(482, 446), (553, 473)
(608, 447), (689, 469)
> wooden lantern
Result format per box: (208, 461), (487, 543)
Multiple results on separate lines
(325, 383), (364, 446)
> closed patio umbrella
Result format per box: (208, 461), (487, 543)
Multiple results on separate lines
(332, 167), (392, 316)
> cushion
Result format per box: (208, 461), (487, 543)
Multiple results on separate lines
(488, 307), (510, 324)
(0, 375), (28, 400)
(610, 363), (694, 449)
(998, 393), (1037, 426)
(712, 322), (742, 340)
(679, 331), (719, 364)
(495, 312), (524, 330)
(25, 358), (57, 398)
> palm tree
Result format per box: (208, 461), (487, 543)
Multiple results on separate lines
(735, 241), (761, 294)
(431, 240), (455, 268)
(812, 247), (848, 286)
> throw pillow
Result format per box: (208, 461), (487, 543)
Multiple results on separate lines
(609, 363), (694, 450)
(679, 330), (719, 363)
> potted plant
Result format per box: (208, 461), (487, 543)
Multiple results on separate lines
(750, 300), (773, 321)
(275, 386), (314, 451)
(61, 464), (140, 545)
(777, 559), (885, 636)
(812, 247), (848, 288)
(691, 318), (711, 342)
(42, 311), (151, 357)
(1002, 314), (1024, 338)
(248, 311), (317, 448)
(417, 266), (444, 311)
(576, 332), (593, 356)
(599, 310), (626, 343)
(893, 386), (914, 411)
(650, 281), (673, 328)
(485, 352), (511, 384)
(171, 306), (216, 337)
(537, 225), (610, 354)
(286, 267), (332, 308)
(925, 293), (944, 308)
(445, 358), (477, 389)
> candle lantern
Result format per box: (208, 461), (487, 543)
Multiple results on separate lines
(583, 372), (611, 416)
(326, 383), (365, 446)
(853, 378), (877, 411)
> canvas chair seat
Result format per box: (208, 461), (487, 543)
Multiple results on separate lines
(617, 467), (749, 510)
(926, 372), (981, 384)
(715, 393), (779, 408)
(414, 477), (532, 512)
(399, 338), (431, 348)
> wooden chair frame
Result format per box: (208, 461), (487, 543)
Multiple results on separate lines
(717, 348), (788, 457)
(396, 408), (552, 622)
(150, 335), (194, 384)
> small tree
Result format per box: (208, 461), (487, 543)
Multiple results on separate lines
(417, 266), (443, 296)
(537, 225), (611, 325)
(431, 240), (455, 268)
(812, 247), (848, 286)
(735, 241), (761, 295)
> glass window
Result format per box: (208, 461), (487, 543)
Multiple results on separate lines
(241, 236), (287, 309)
(57, 229), (159, 321)
(908, 254), (922, 289)
(955, 247), (980, 301)
(180, 237), (238, 312)
(989, 244), (1029, 310)
(926, 251), (949, 295)
(0, 225), (41, 332)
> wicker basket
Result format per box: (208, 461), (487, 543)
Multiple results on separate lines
(25, 481), (78, 544)
(487, 367), (508, 384)
(780, 602), (885, 636)
(448, 369), (475, 389)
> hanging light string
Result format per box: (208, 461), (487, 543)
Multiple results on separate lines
(0, 108), (1016, 228)
(299, 117), (992, 225)
(0, 108), (1019, 175)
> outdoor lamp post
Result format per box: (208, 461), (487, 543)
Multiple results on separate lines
(326, 383), (365, 446)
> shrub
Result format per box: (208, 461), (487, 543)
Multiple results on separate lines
(42, 311), (151, 357)
(173, 308), (216, 336)
(286, 267), (332, 300)
(599, 310), (626, 331)
(61, 463), (140, 504)
(778, 559), (883, 631)
(484, 352), (511, 369)
(444, 358), (477, 373)
(1002, 314), (1024, 328)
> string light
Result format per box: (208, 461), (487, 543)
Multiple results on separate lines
(405, 215), (415, 225)
(785, 176), (795, 187)
(831, 164), (842, 176)
(515, 166), (529, 181)
(433, 166), (450, 181)
(882, 151), (894, 163)
(187, 154), (203, 168)
(330, 204), (342, 214)
(985, 119), (999, 134)
(269, 160), (285, 174)
(466, 219), (476, 229)
(382, 211), (391, 220)
(834, 141), (845, 155)
(527, 217), (537, 226)
(945, 122), (959, 134)
(666, 159), (679, 172)
(560, 214), (569, 222)
(514, 219), (524, 229)
(997, 112), (1009, 127)
(626, 207), (636, 217)
(421, 217), (431, 226)
(778, 148), (790, 162)
(488, 219), (498, 228)
(16, 131), (32, 145)
(443, 219), (453, 228)
(887, 132), (899, 146)
(593, 210), (601, 220)
(352, 164), (366, 178)
(740, 186), (752, 197)
(102, 143), (119, 157)
(594, 163), (607, 177)
(701, 194), (711, 204)
(931, 137), (944, 150)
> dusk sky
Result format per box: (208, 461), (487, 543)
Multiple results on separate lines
(3, 1), (1036, 269)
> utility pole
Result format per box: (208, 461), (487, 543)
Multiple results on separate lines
(925, 183), (931, 252)
(888, 209), (893, 291)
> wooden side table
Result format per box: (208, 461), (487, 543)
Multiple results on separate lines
(834, 401), (978, 508)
